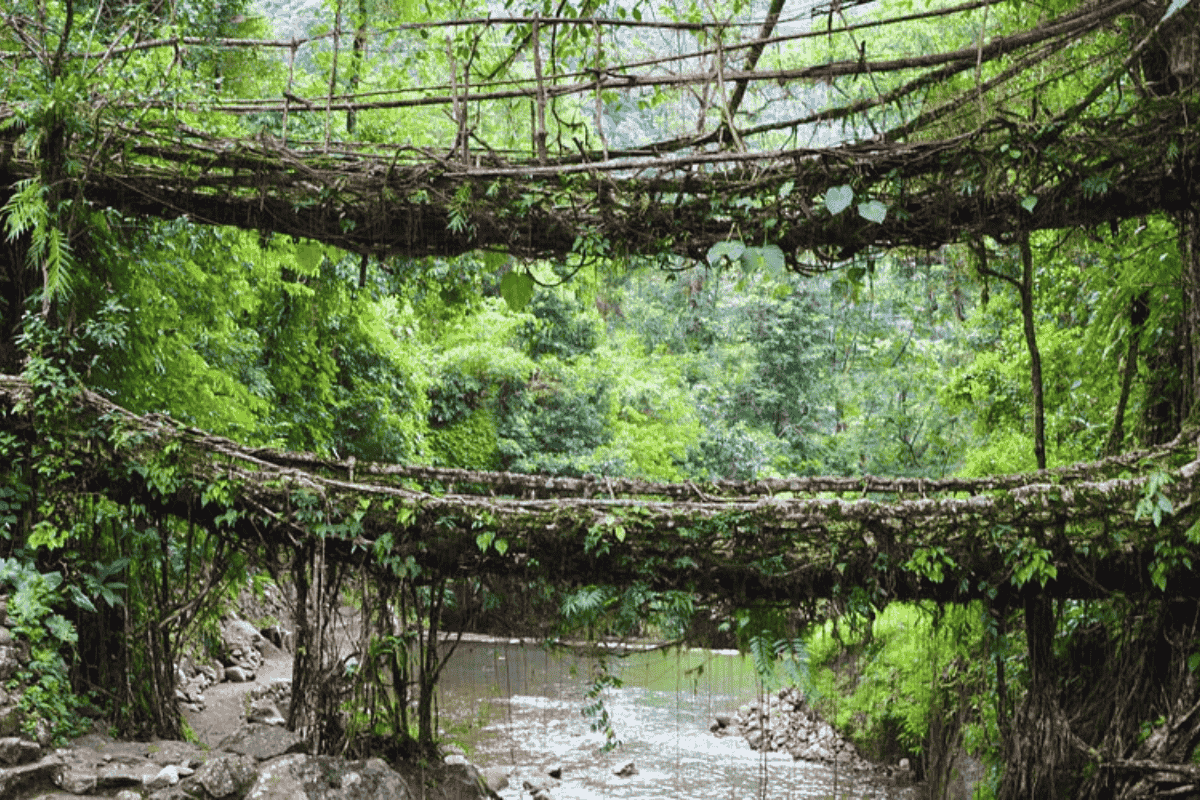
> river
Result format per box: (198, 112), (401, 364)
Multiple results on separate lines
(435, 638), (907, 799)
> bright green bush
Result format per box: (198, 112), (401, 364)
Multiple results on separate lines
(427, 408), (501, 470)
(806, 603), (986, 763)
(0, 557), (93, 743)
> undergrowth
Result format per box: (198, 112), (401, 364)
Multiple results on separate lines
(806, 602), (992, 770)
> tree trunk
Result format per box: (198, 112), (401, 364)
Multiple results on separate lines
(999, 592), (1088, 799)
(1180, 205), (1200, 431)
(998, 237), (1088, 798)
(1105, 292), (1150, 456)
(1018, 232), (1046, 472)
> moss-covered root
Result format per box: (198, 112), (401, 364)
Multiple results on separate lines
(998, 690), (1090, 800)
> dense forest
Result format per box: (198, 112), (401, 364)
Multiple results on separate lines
(1, 0), (1198, 796)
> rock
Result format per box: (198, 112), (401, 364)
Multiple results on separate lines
(440, 761), (494, 800)
(147, 783), (199, 800)
(247, 698), (286, 726)
(0, 703), (21, 737)
(0, 630), (29, 684)
(547, 764), (562, 779)
(193, 752), (259, 799)
(116, 790), (143, 800)
(247, 679), (292, 721)
(0, 754), (62, 796)
(224, 665), (255, 683)
(55, 764), (98, 794)
(221, 617), (267, 673)
(225, 618), (268, 649)
(0, 735), (42, 765)
(245, 753), (413, 799)
(145, 763), (183, 790)
(260, 623), (293, 652)
(479, 766), (510, 793)
(217, 722), (309, 761)
(54, 745), (162, 794)
(612, 760), (637, 777)
(97, 759), (162, 789)
(523, 778), (557, 799)
(58, 758), (160, 796)
(29, 717), (50, 748)
(444, 753), (469, 766)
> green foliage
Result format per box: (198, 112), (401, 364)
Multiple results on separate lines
(806, 603), (986, 761)
(905, 546), (957, 584)
(1135, 471), (1175, 529)
(427, 408), (501, 470)
(998, 527), (1059, 589)
(735, 604), (810, 691)
(582, 661), (623, 752)
(0, 557), (92, 743)
(519, 289), (600, 362)
(500, 270), (536, 312)
(2, 179), (73, 306)
(498, 370), (611, 476)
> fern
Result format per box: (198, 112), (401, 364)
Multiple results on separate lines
(1, 178), (74, 304)
(748, 632), (777, 685)
(2, 178), (44, 242)
(560, 585), (610, 626)
(776, 637), (810, 687)
(36, 223), (74, 300)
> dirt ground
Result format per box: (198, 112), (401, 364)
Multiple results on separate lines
(181, 639), (293, 748)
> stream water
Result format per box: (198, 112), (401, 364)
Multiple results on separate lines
(435, 639), (906, 800)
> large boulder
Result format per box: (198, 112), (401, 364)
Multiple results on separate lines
(217, 723), (308, 761)
(0, 625), (30, 684)
(0, 753), (62, 797)
(245, 754), (412, 800)
(220, 617), (267, 674)
(0, 735), (41, 765)
(191, 752), (259, 799)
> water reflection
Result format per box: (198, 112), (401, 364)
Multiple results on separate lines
(436, 640), (902, 799)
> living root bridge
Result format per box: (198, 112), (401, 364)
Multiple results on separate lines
(5, 372), (1200, 605)
(0, 116), (1193, 267)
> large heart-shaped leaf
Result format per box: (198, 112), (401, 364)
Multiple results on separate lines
(707, 240), (746, 265)
(740, 244), (787, 275)
(294, 241), (325, 275)
(824, 185), (854, 215)
(500, 270), (535, 312)
(857, 200), (888, 224)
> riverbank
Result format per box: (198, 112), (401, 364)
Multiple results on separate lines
(2, 619), (934, 800)
(0, 610), (500, 800)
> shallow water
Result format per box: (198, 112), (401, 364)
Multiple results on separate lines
(436, 640), (903, 800)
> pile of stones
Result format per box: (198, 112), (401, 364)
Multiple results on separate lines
(720, 687), (876, 770)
